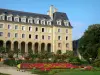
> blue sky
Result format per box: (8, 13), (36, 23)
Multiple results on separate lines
(0, 0), (100, 40)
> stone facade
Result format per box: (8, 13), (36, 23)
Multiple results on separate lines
(0, 5), (73, 53)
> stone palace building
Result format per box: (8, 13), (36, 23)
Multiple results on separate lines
(0, 5), (73, 53)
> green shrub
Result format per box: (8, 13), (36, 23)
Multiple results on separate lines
(3, 59), (16, 66)
(8, 51), (14, 58)
(92, 59), (100, 67)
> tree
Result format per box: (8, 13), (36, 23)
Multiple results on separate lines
(78, 24), (100, 63)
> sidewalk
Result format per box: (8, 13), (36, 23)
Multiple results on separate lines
(0, 62), (37, 75)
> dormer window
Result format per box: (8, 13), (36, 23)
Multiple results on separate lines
(34, 18), (39, 24)
(0, 14), (5, 20)
(28, 17), (33, 23)
(14, 15), (19, 22)
(7, 14), (13, 21)
(41, 20), (45, 25)
(57, 20), (61, 25)
(47, 21), (51, 25)
(64, 20), (69, 26)
(21, 16), (26, 23)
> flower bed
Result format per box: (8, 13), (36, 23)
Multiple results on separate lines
(17, 63), (93, 71)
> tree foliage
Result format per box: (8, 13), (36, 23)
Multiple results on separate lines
(78, 24), (100, 63)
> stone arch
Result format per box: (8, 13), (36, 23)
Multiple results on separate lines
(34, 42), (39, 53)
(21, 41), (25, 53)
(28, 42), (32, 52)
(6, 40), (11, 52)
(47, 43), (51, 52)
(41, 43), (45, 52)
(14, 41), (18, 53)
(0, 40), (4, 47)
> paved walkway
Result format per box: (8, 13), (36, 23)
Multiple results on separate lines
(0, 62), (37, 75)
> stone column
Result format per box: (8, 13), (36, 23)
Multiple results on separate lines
(25, 43), (28, 53)
(18, 43), (21, 50)
(11, 43), (14, 51)
(45, 44), (47, 51)
(32, 43), (34, 54)
(3, 42), (6, 52)
(38, 43), (41, 53)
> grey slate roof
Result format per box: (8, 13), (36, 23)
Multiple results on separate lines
(0, 8), (50, 19)
(53, 12), (72, 27)
(0, 8), (72, 28)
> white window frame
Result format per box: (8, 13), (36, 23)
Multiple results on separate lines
(8, 32), (10, 37)
(57, 20), (61, 25)
(34, 18), (39, 24)
(15, 25), (18, 30)
(29, 26), (32, 31)
(14, 16), (19, 22)
(7, 14), (13, 21)
(0, 24), (4, 28)
(21, 16), (26, 23)
(0, 32), (3, 36)
(15, 33), (18, 38)
(28, 17), (33, 23)
(48, 35), (51, 40)
(8, 25), (12, 29)
(66, 29), (68, 33)
(41, 19), (45, 25)
(58, 29), (61, 32)
(64, 20), (69, 26)
(22, 34), (25, 38)
(22, 26), (25, 30)
(0, 13), (5, 20)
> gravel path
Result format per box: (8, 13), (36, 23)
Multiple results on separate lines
(0, 62), (37, 75)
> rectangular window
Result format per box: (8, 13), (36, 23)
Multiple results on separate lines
(42, 28), (44, 32)
(35, 20), (39, 24)
(28, 19), (32, 23)
(66, 29), (68, 33)
(15, 25), (18, 30)
(29, 27), (32, 31)
(14, 18), (19, 22)
(42, 35), (44, 40)
(8, 25), (11, 29)
(0, 24), (3, 28)
(48, 36), (51, 40)
(29, 34), (31, 38)
(0, 16), (4, 20)
(7, 16), (12, 21)
(58, 29), (60, 32)
(8, 33), (10, 37)
(47, 21), (51, 25)
(22, 26), (25, 30)
(66, 36), (68, 40)
(22, 34), (25, 38)
(0, 32), (3, 36)
(58, 43), (61, 47)
(35, 27), (38, 31)
(15, 33), (18, 38)
(21, 18), (26, 23)
(35, 35), (38, 39)
(58, 36), (61, 40)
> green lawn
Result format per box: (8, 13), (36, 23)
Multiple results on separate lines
(0, 73), (10, 75)
(55, 71), (100, 75)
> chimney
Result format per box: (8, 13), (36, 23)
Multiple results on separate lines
(49, 5), (53, 19)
